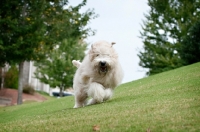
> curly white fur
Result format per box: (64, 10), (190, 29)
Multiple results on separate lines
(72, 40), (123, 108)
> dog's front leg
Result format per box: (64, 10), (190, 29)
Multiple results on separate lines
(87, 82), (105, 105)
(103, 88), (113, 101)
(73, 90), (87, 108)
(73, 82), (88, 108)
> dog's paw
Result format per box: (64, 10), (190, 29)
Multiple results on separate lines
(103, 88), (113, 101)
(73, 106), (79, 109)
(87, 98), (96, 106)
(73, 105), (81, 109)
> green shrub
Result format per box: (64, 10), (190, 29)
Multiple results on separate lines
(23, 84), (35, 95)
(4, 66), (18, 89)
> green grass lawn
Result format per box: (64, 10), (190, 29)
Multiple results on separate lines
(0, 63), (200, 132)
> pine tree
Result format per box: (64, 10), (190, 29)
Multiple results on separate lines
(180, 20), (200, 65)
(138, 0), (200, 75)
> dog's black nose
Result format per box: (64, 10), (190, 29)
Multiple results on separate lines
(100, 61), (106, 66)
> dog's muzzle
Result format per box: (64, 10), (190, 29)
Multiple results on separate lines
(99, 61), (107, 73)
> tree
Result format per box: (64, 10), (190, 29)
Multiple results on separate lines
(138, 0), (200, 75)
(33, 1), (96, 97)
(180, 20), (200, 65)
(34, 39), (86, 96)
(0, 0), (52, 104)
(0, 0), (96, 104)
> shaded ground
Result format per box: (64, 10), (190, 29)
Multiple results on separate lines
(0, 88), (47, 106)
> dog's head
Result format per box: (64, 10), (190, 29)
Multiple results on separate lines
(89, 41), (118, 74)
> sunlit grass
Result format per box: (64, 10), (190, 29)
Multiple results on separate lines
(0, 63), (200, 132)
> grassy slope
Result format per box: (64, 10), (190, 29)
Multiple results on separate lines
(0, 63), (200, 132)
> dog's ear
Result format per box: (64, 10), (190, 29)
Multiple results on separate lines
(89, 46), (95, 61)
(111, 42), (116, 47)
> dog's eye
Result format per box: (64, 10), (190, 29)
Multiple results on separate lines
(96, 54), (99, 57)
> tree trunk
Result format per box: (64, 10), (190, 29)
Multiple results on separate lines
(59, 87), (63, 97)
(1, 67), (4, 89)
(17, 61), (24, 105)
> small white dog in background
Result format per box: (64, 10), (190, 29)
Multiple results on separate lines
(72, 40), (123, 108)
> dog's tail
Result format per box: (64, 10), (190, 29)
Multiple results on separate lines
(72, 60), (82, 68)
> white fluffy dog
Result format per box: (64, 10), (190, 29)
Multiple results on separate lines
(72, 40), (123, 108)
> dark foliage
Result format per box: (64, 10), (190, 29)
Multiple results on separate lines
(138, 0), (200, 75)
(23, 84), (35, 95)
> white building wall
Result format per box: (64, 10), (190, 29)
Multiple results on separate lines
(24, 61), (74, 96)
(27, 61), (53, 95)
